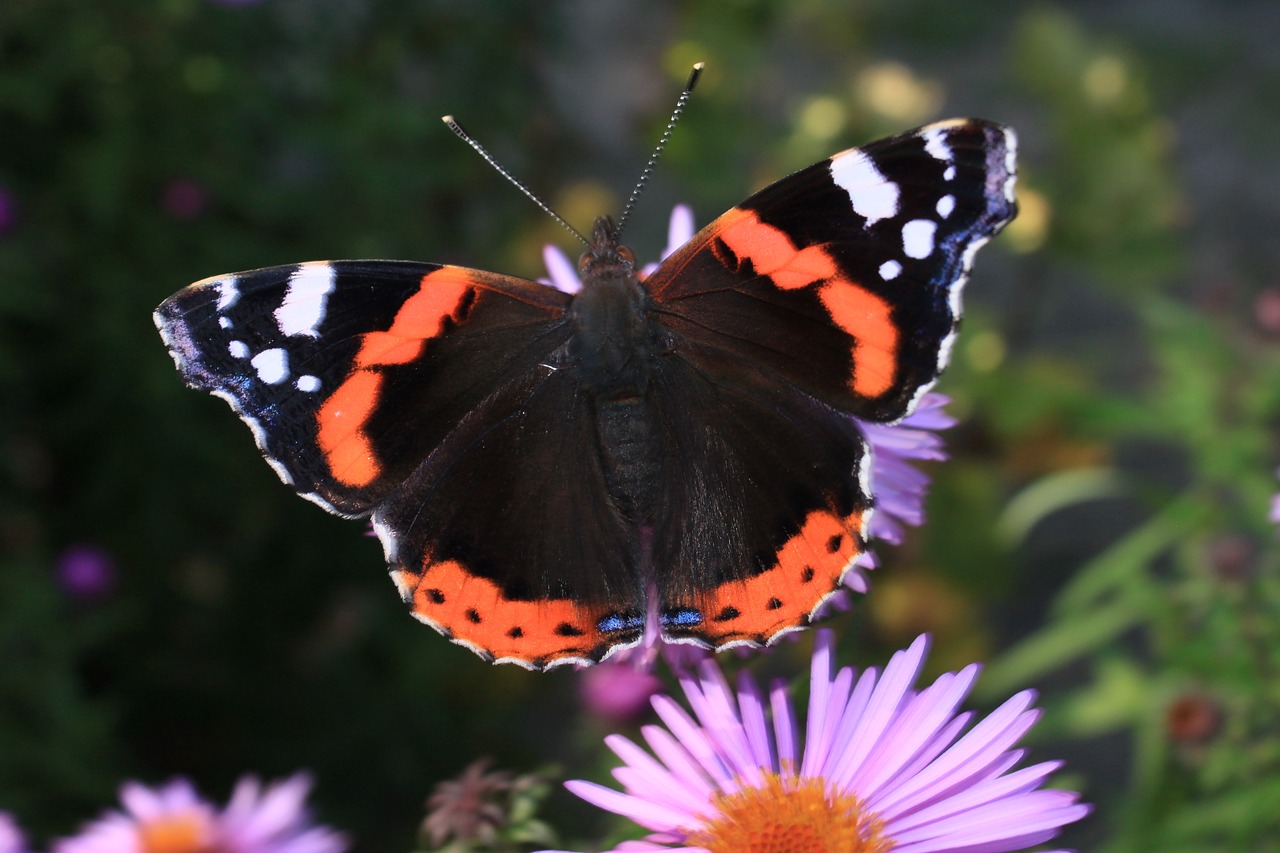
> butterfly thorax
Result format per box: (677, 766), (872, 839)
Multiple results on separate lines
(568, 216), (662, 395)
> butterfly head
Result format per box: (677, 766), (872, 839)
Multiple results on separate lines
(578, 216), (636, 279)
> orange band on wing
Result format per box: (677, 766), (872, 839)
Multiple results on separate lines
(315, 269), (475, 487)
(354, 277), (472, 368)
(819, 280), (898, 398)
(666, 508), (865, 648)
(393, 560), (632, 667)
(715, 208), (839, 290)
(316, 370), (383, 487)
(712, 208), (899, 398)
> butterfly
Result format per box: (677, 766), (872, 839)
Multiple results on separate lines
(155, 117), (1017, 669)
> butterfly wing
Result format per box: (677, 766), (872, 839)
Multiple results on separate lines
(644, 119), (1017, 647)
(155, 260), (574, 514)
(646, 345), (871, 649)
(157, 261), (647, 667)
(649, 118), (1016, 422)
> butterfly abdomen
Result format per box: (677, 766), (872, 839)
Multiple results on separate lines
(595, 396), (662, 523)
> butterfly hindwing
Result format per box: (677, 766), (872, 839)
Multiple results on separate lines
(648, 119), (1016, 422)
(377, 366), (647, 669)
(645, 342), (871, 648)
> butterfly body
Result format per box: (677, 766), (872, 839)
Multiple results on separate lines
(156, 118), (1018, 669)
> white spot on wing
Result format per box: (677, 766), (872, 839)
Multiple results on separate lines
(216, 278), (240, 311)
(944, 165), (956, 181)
(879, 259), (902, 280)
(936, 195), (955, 218)
(1003, 126), (1019, 203)
(829, 150), (900, 225)
(923, 128), (953, 163)
(228, 340), (249, 359)
(218, 316), (232, 329)
(901, 219), (937, 259)
(275, 262), (335, 337)
(251, 347), (289, 384)
(296, 374), (321, 392)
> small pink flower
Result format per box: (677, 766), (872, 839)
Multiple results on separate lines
(0, 186), (17, 237)
(53, 774), (346, 853)
(580, 662), (666, 724)
(0, 813), (27, 853)
(1270, 468), (1280, 523)
(161, 179), (208, 221)
(55, 544), (116, 600)
(551, 631), (1088, 853)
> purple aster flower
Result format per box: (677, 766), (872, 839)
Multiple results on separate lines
(551, 631), (1088, 853)
(1270, 468), (1280, 523)
(0, 186), (16, 237)
(55, 544), (117, 600)
(580, 661), (666, 724)
(0, 814), (27, 853)
(852, 392), (956, 577)
(53, 774), (347, 853)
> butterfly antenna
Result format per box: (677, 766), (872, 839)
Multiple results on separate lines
(442, 115), (590, 247)
(616, 61), (704, 236)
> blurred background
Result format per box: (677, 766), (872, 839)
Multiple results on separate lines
(2, 1), (1279, 850)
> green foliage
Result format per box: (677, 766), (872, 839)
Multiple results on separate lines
(1, 1), (1277, 851)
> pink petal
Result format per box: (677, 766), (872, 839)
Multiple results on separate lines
(824, 636), (929, 785)
(871, 692), (1039, 821)
(736, 670), (776, 770)
(563, 780), (695, 833)
(541, 245), (581, 293)
(850, 664), (980, 796)
(641, 726), (717, 800)
(770, 677), (798, 771)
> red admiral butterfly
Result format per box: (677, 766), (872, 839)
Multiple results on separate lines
(155, 102), (1016, 669)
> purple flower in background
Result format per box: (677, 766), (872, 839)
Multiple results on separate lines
(852, 393), (956, 570)
(53, 774), (346, 853)
(580, 661), (666, 724)
(55, 544), (116, 600)
(541, 205), (697, 295)
(161, 178), (208, 221)
(1270, 468), (1280, 523)
(0, 186), (17, 237)
(0, 814), (27, 853)
(551, 631), (1088, 853)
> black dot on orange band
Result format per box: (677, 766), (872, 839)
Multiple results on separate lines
(507, 626), (524, 639)
(465, 608), (482, 623)
(427, 588), (446, 604)
(826, 534), (844, 553)
(766, 597), (784, 610)
(555, 623), (584, 637)
(801, 566), (816, 583)
(714, 606), (741, 622)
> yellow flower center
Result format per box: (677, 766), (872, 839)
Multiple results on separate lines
(684, 773), (892, 853)
(137, 811), (221, 853)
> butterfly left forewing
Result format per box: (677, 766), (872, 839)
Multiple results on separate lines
(155, 260), (572, 516)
